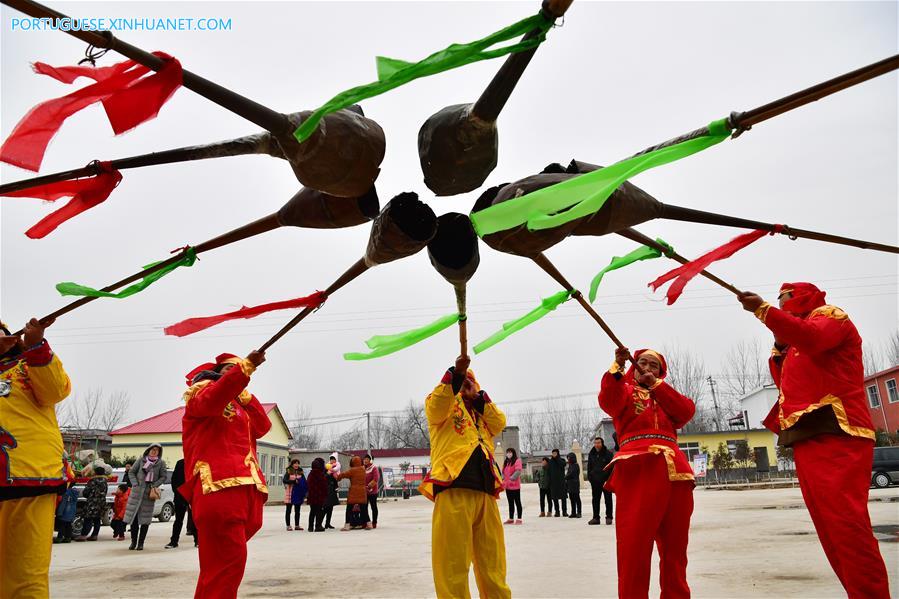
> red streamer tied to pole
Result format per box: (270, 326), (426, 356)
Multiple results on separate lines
(164, 291), (328, 337)
(649, 227), (782, 304)
(1, 162), (122, 238)
(0, 52), (182, 172)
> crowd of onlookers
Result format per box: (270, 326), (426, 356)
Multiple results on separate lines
(53, 450), (388, 550)
(504, 437), (616, 525)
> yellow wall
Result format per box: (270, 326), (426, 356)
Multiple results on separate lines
(110, 406), (293, 468)
(677, 429), (778, 470)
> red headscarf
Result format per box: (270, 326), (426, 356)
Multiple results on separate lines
(184, 353), (241, 386)
(778, 282), (826, 316)
(624, 348), (668, 384)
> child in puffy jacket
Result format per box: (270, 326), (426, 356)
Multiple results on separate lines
(53, 485), (79, 544)
(111, 483), (130, 540)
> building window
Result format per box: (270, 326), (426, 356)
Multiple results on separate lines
(261, 453), (268, 474)
(887, 379), (899, 404)
(867, 385), (882, 408)
(279, 456), (285, 474)
(678, 442), (701, 461)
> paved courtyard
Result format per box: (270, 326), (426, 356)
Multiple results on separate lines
(49, 484), (899, 598)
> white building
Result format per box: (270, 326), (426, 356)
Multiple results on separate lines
(738, 384), (779, 429)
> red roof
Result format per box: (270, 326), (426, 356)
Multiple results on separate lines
(865, 364), (899, 382)
(347, 448), (430, 459)
(111, 403), (283, 435)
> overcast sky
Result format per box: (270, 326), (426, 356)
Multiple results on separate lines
(2, 1), (896, 433)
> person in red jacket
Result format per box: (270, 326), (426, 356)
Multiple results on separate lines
(738, 282), (890, 599)
(180, 350), (270, 599)
(598, 347), (695, 599)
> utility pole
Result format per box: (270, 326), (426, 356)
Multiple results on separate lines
(365, 411), (371, 452)
(707, 376), (722, 432)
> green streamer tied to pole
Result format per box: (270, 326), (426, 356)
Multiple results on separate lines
(471, 119), (732, 236)
(344, 312), (461, 360)
(294, 13), (553, 143)
(588, 238), (673, 303)
(56, 248), (198, 298)
(473, 290), (572, 354)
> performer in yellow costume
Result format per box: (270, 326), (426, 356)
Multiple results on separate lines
(420, 355), (510, 599)
(0, 318), (72, 599)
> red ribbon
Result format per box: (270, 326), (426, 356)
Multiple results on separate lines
(1, 162), (122, 238)
(164, 291), (328, 337)
(0, 52), (182, 172)
(649, 228), (780, 304)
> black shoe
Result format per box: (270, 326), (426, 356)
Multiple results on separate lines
(129, 541), (137, 550)
(325, 524), (335, 529)
(588, 518), (600, 525)
(164, 542), (178, 549)
(606, 518), (613, 525)
(53, 537), (63, 544)
(315, 527), (326, 532)
(568, 514), (577, 518)
(136, 542), (144, 551)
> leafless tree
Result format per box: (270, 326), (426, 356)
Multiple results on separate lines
(662, 345), (712, 432)
(59, 388), (103, 430)
(885, 330), (899, 369)
(99, 391), (130, 431)
(386, 400), (430, 448)
(721, 339), (772, 397)
(863, 343), (885, 377)
(287, 404), (324, 449)
(330, 425), (365, 451)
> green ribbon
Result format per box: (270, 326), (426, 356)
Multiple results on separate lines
(588, 238), (673, 303)
(473, 290), (572, 354)
(56, 248), (198, 299)
(470, 119), (732, 236)
(294, 13), (553, 143)
(344, 312), (461, 360)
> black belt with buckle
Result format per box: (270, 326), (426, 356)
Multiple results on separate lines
(620, 433), (676, 446)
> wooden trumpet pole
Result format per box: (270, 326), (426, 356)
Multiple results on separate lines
(257, 258), (369, 352)
(530, 252), (643, 373)
(455, 285), (469, 358)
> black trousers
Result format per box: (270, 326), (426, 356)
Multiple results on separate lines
(551, 494), (568, 515)
(368, 495), (378, 524)
(324, 504), (334, 527)
(130, 523), (149, 545)
(56, 521), (73, 540)
(170, 499), (195, 544)
(308, 504), (325, 530)
(81, 516), (101, 538)
(568, 490), (582, 516)
(539, 488), (550, 513)
(285, 504), (302, 527)
(506, 489), (522, 519)
(590, 481), (613, 520)
(111, 519), (126, 537)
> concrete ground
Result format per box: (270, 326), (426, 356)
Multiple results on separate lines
(49, 484), (898, 598)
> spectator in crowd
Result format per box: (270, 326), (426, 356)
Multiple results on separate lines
(535, 457), (550, 517)
(547, 449), (568, 517)
(75, 460), (111, 541)
(324, 457), (340, 530)
(124, 443), (168, 551)
(166, 458), (196, 548)
(283, 461), (308, 531)
(587, 436), (615, 525)
(502, 448), (523, 525)
(307, 457), (328, 532)
(111, 483), (130, 540)
(337, 455), (371, 530)
(122, 462), (133, 488)
(53, 483), (79, 544)
(565, 452), (582, 519)
(364, 454), (380, 529)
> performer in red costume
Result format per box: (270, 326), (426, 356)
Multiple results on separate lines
(180, 350), (270, 599)
(739, 283), (890, 599)
(598, 347), (695, 599)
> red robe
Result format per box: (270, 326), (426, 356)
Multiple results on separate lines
(598, 354), (696, 599)
(180, 360), (272, 599)
(758, 304), (875, 440)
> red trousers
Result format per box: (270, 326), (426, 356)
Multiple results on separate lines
(191, 484), (266, 599)
(793, 434), (890, 599)
(613, 454), (693, 599)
